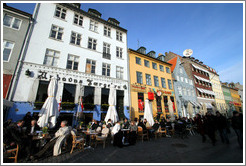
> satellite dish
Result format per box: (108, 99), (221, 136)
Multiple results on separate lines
(183, 49), (193, 57)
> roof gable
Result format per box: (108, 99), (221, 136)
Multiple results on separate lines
(167, 56), (178, 72)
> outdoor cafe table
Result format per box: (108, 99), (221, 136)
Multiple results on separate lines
(82, 130), (98, 150)
(32, 135), (52, 151)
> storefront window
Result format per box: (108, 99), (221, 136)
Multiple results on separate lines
(138, 92), (144, 113)
(170, 96), (176, 113)
(101, 88), (109, 105)
(62, 83), (76, 102)
(35, 80), (49, 102)
(156, 96), (162, 114)
(83, 86), (94, 104)
(163, 96), (169, 113)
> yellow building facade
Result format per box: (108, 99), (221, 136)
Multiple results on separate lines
(230, 88), (242, 112)
(128, 48), (178, 120)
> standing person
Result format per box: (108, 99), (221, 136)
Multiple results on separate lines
(204, 112), (217, 146)
(194, 114), (206, 142)
(128, 121), (137, 145)
(231, 111), (243, 149)
(112, 122), (123, 148)
(215, 111), (230, 144)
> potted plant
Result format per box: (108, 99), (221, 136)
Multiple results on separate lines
(42, 126), (48, 137)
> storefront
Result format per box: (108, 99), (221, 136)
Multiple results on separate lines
(7, 62), (130, 124)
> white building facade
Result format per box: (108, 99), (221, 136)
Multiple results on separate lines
(8, 3), (130, 125)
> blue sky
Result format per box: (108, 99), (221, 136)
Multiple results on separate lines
(6, 2), (244, 84)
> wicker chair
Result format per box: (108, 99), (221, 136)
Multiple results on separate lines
(155, 127), (167, 139)
(70, 130), (85, 154)
(137, 126), (149, 142)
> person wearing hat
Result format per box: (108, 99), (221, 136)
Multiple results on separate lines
(231, 111), (243, 148)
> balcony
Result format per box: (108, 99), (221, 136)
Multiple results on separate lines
(103, 52), (111, 60)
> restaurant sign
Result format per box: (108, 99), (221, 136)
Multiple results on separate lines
(131, 84), (146, 93)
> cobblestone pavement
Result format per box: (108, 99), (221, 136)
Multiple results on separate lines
(27, 129), (243, 164)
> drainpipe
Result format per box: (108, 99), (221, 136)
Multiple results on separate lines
(126, 34), (131, 120)
(7, 3), (40, 101)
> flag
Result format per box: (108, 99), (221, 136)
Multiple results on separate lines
(80, 96), (84, 112)
(58, 97), (61, 112)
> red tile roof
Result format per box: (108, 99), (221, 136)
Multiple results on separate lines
(167, 56), (178, 72)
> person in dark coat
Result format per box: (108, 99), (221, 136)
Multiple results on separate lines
(90, 120), (99, 130)
(203, 112), (217, 146)
(231, 111), (243, 148)
(128, 121), (137, 145)
(122, 118), (130, 129)
(26, 119), (41, 135)
(194, 114), (206, 142)
(215, 111), (230, 144)
(23, 112), (32, 127)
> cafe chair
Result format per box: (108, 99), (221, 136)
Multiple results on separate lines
(95, 127), (109, 149)
(137, 126), (149, 142)
(70, 130), (85, 154)
(155, 127), (167, 139)
(4, 144), (19, 163)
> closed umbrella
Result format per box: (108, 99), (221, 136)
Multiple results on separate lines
(200, 103), (207, 116)
(104, 84), (119, 124)
(168, 99), (175, 121)
(143, 99), (154, 126)
(37, 77), (59, 129)
(187, 102), (193, 118)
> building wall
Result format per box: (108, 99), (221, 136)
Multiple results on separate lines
(128, 49), (177, 120)
(3, 74), (12, 99)
(230, 88), (242, 112)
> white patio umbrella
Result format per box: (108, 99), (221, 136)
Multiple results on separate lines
(187, 102), (193, 118)
(104, 84), (119, 124)
(168, 99), (175, 121)
(37, 77), (59, 129)
(182, 105), (187, 118)
(143, 99), (154, 126)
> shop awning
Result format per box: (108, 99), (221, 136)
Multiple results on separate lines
(200, 102), (213, 109)
(194, 75), (211, 83)
(190, 101), (201, 108)
(196, 87), (215, 96)
(3, 99), (13, 108)
(192, 64), (209, 74)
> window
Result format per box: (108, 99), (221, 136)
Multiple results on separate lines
(146, 74), (152, 85)
(136, 72), (143, 84)
(103, 43), (111, 59)
(144, 60), (150, 67)
(160, 65), (164, 72)
(116, 47), (123, 58)
(74, 14), (83, 26)
(183, 87), (187, 96)
(189, 79), (193, 85)
(3, 40), (14, 62)
(70, 32), (81, 46)
(152, 62), (157, 70)
(104, 26), (111, 37)
(180, 68), (183, 73)
(178, 86), (182, 95)
(89, 20), (98, 32)
(88, 38), (97, 50)
(66, 54), (79, 70)
(55, 6), (66, 19)
(164, 96), (169, 112)
(161, 78), (166, 88)
(168, 79), (172, 90)
(116, 66), (124, 79)
(62, 83), (76, 102)
(35, 80), (49, 102)
(43, 49), (59, 67)
(3, 15), (21, 30)
(192, 90), (195, 97)
(102, 63), (110, 77)
(101, 88), (109, 105)
(116, 31), (122, 41)
(50, 25), (63, 40)
(176, 76), (180, 81)
(187, 89), (191, 96)
(86, 59), (96, 74)
(138, 93), (144, 113)
(83, 86), (95, 104)
(180, 77), (184, 82)
(136, 57), (141, 65)
(185, 78), (188, 83)
(154, 76), (159, 87)
(166, 67), (170, 73)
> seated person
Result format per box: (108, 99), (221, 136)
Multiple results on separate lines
(26, 119), (40, 135)
(112, 122), (123, 148)
(149, 120), (160, 138)
(32, 121), (71, 160)
(128, 121), (137, 145)
(122, 118), (130, 129)
(143, 119), (151, 128)
(165, 118), (173, 137)
(90, 120), (99, 130)
(138, 119), (147, 133)
(106, 119), (113, 129)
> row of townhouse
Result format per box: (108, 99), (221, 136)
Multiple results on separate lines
(3, 3), (243, 125)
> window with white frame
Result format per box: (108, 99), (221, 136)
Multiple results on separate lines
(176, 76), (180, 81)
(146, 74), (152, 86)
(154, 76), (159, 87)
(3, 40), (14, 62)
(3, 15), (22, 30)
(136, 72), (143, 84)
(160, 65), (164, 72)
(136, 57), (141, 65)
(66, 54), (79, 70)
(183, 87), (187, 96)
(192, 90), (195, 97)
(185, 78), (188, 83)
(70, 32), (81, 46)
(189, 79), (193, 85)
(73, 14), (83, 26)
(103, 43), (111, 59)
(104, 26), (111, 37)
(152, 62), (157, 70)
(55, 6), (66, 19)
(116, 31), (122, 41)
(85, 59), (96, 74)
(102, 63), (110, 76)
(116, 47), (123, 58)
(180, 77), (184, 82)
(168, 79), (172, 89)
(50, 25), (63, 40)
(161, 78), (166, 88)
(144, 60), (150, 67)
(187, 89), (191, 96)
(116, 66), (124, 79)
(88, 38), (97, 50)
(180, 68), (183, 73)
(43, 49), (59, 67)
(89, 20), (98, 32)
(178, 86), (182, 95)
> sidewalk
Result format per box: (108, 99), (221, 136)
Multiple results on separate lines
(29, 130), (243, 163)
